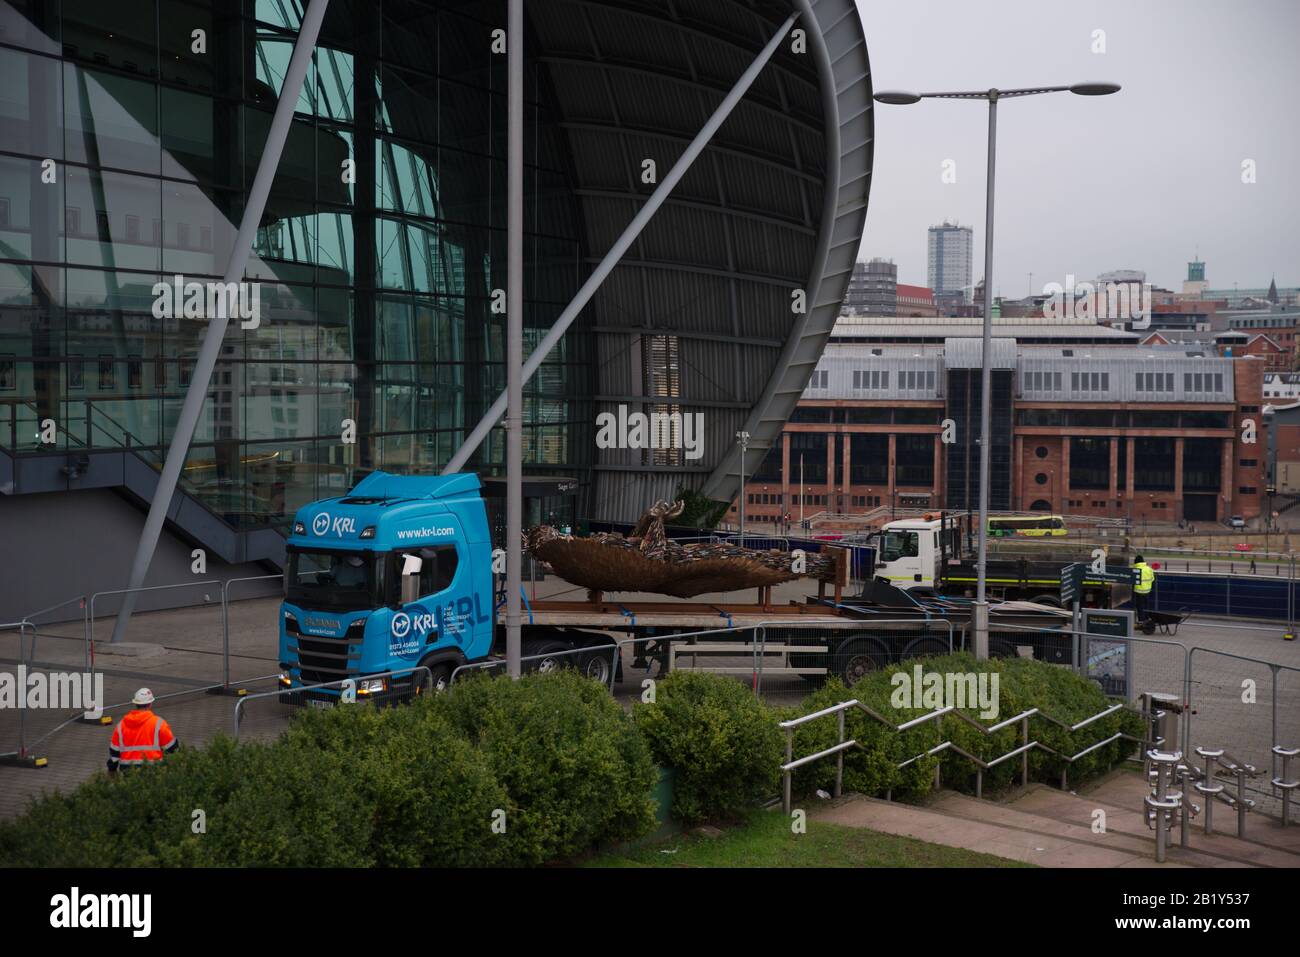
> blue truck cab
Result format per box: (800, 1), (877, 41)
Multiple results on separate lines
(279, 471), (496, 701)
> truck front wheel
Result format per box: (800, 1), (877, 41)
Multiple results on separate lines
(413, 660), (452, 696)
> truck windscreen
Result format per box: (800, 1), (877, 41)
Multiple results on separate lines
(285, 548), (384, 610)
(879, 531), (919, 563)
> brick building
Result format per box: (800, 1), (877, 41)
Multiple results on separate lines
(730, 317), (1269, 527)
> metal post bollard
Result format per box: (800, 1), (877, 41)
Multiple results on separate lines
(1272, 746), (1298, 828)
(1145, 749), (1182, 863)
(1195, 747), (1224, 835)
(1236, 767), (1248, 838)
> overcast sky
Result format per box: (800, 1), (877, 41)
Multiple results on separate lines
(856, 0), (1300, 296)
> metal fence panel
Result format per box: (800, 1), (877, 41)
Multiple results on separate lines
(1186, 647), (1300, 819)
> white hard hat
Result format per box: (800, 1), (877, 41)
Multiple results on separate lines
(132, 688), (155, 706)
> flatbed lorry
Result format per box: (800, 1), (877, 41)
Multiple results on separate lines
(861, 514), (1133, 608)
(277, 474), (1087, 699)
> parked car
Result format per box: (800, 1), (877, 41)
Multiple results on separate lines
(1229, 515), (1246, 529)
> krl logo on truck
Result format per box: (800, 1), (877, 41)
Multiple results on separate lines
(312, 511), (356, 536)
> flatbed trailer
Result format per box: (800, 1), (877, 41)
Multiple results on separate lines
(485, 584), (1076, 686)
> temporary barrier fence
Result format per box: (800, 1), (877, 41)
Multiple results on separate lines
(219, 574), (284, 693)
(1185, 646), (1300, 819)
(232, 666), (432, 740)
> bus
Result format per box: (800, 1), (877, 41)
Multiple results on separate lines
(988, 514), (1067, 537)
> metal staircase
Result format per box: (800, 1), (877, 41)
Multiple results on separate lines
(1, 400), (285, 568)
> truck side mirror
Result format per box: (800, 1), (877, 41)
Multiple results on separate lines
(400, 554), (423, 605)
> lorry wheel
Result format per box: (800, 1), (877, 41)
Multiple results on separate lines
(413, 661), (452, 696)
(580, 647), (617, 684)
(1029, 594), (1062, 608)
(835, 637), (890, 685)
(988, 639), (1019, 659)
(526, 639), (573, 674)
(901, 636), (950, 660)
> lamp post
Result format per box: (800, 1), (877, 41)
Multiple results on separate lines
(874, 82), (1120, 658)
(737, 430), (751, 545)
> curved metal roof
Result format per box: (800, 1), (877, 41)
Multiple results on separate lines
(530, 0), (872, 521)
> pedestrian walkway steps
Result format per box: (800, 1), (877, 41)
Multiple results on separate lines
(810, 771), (1300, 868)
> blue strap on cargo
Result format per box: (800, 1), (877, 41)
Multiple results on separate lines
(619, 604), (636, 628)
(520, 586), (534, 625)
(717, 608), (733, 629)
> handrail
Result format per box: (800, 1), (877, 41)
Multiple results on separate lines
(779, 695), (1142, 811)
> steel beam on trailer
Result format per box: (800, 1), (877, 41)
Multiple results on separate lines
(111, 0), (330, 644)
(441, 9), (801, 477)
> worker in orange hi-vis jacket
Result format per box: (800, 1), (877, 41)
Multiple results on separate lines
(107, 688), (179, 773)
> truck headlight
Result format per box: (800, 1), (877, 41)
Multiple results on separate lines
(284, 611), (300, 634)
(293, 521), (306, 534)
(357, 678), (386, 695)
(279, 672), (292, 687)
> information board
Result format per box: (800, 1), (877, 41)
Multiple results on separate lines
(1082, 608), (1134, 702)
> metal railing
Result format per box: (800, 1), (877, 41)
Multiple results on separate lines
(232, 666), (432, 739)
(777, 695), (1140, 814)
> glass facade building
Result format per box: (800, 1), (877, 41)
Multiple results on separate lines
(0, 0), (590, 534)
(0, 0), (871, 624)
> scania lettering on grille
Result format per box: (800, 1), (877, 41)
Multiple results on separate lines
(311, 511), (356, 537)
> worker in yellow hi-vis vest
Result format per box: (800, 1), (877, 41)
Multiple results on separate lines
(1132, 555), (1155, 623)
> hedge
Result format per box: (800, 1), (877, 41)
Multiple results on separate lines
(0, 671), (654, 868)
(633, 671), (783, 824)
(0, 655), (1141, 866)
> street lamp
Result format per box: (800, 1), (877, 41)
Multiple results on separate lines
(736, 430), (750, 546)
(874, 81), (1119, 659)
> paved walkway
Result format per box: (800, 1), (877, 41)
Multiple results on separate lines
(811, 771), (1300, 868)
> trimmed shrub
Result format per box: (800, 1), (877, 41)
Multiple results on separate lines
(634, 671), (783, 824)
(434, 670), (657, 864)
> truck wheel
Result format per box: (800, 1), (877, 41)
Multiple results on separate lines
(580, 647), (617, 684)
(1029, 594), (1062, 608)
(835, 637), (890, 685)
(988, 639), (1019, 659)
(901, 636), (950, 660)
(413, 661), (452, 696)
(526, 639), (573, 674)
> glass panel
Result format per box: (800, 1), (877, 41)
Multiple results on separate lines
(64, 64), (160, 175)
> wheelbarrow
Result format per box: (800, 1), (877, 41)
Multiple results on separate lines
(1139, 607), (1189, 636)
